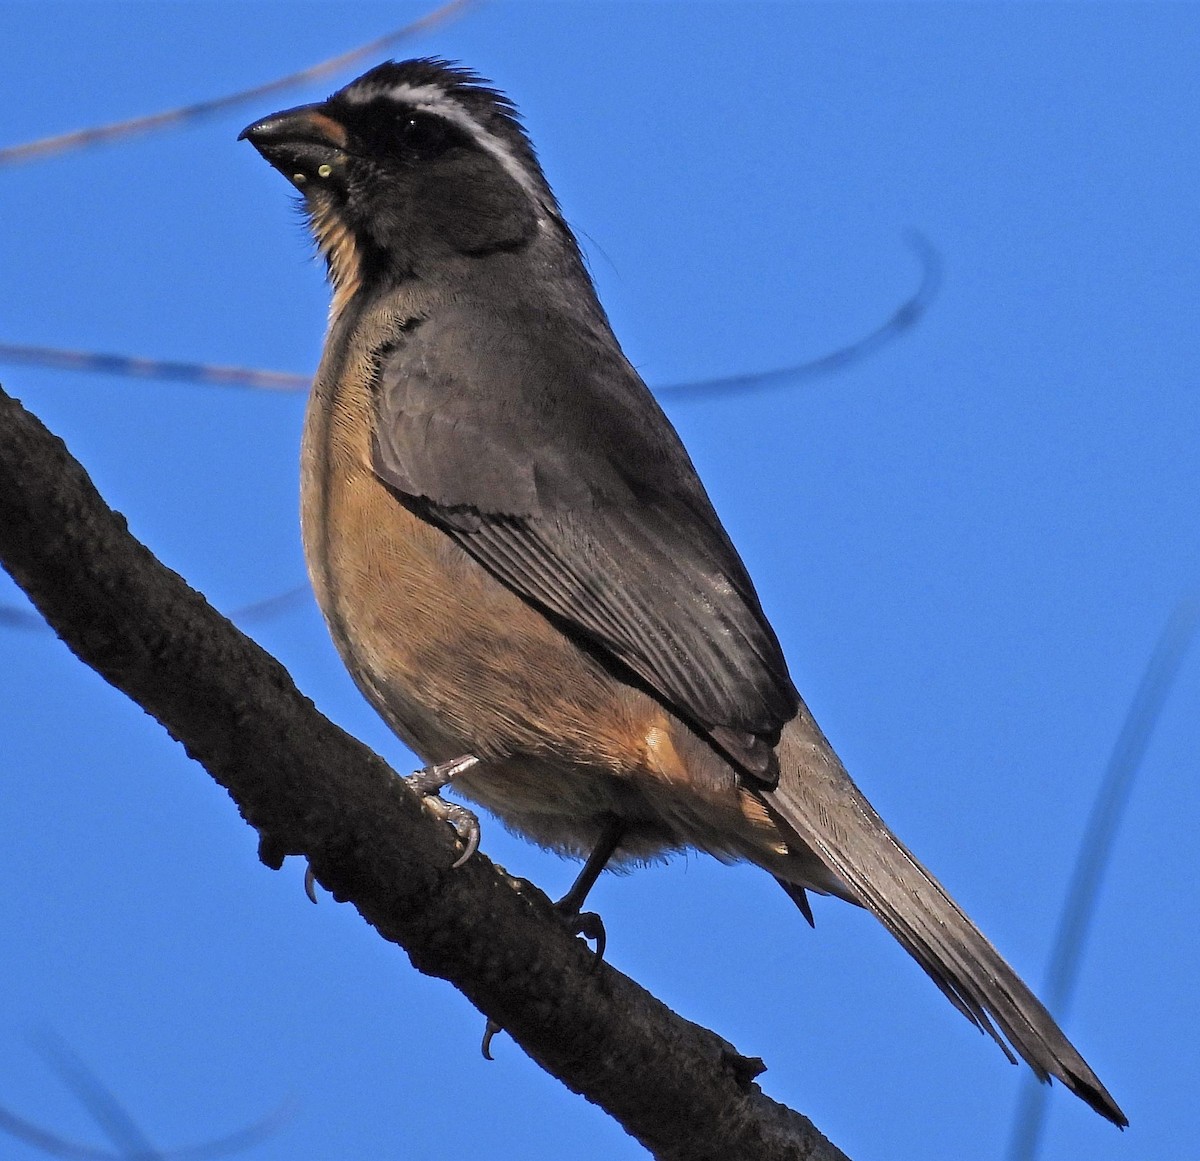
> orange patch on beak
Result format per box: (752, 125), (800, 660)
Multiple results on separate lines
(302, 111), (350, 150)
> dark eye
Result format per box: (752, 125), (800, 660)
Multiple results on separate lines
(339, 98), (458, 160)
(396, 113), (448, 156)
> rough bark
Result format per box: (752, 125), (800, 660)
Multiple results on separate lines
(0, 382), (850, 1161)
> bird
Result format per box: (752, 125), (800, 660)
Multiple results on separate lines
(240, 57), (1125, 1126)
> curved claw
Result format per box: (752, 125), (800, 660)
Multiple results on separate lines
(304, 864), (319, 904)
(569, 910), (607, 968)
(433, 800), (480, 868)
(403, 759), (482, 869)
(448, 808), (481, 869)
(481, 1018), (503, 1060)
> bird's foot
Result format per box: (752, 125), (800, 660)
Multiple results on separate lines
(548, 818), (621, 968)
(419, 793), (481, 869)
(555, 901), (607, 968)
(403, 755), (481, 869)
(302, 755), (481, 901)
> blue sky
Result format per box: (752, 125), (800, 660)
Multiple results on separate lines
(1, 3), (1197, 1159)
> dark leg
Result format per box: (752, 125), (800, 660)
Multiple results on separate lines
(557, 814), (624, 915)
(556, 814), (623, 965)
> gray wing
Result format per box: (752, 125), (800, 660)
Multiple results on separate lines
(370, 301), (798, 779)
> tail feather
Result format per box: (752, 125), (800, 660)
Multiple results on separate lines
(765, 711), (1127, 1128)
(774, 876), (816, 927)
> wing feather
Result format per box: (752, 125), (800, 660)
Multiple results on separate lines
(371, 299), (799, 777)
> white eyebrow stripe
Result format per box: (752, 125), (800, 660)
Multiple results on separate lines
(342, 81), (552, 218)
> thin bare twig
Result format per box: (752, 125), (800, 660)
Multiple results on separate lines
(658, 231), (940, 399)
(0, 1031), (293, 1160)
(0, 584), (311, 633)
(1006, 597), (1199, 1160)
(0, 233), (938, 397)
(0, 344), (309, 392)
(0, 0), (475, 167)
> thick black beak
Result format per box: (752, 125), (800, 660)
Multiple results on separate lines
(239, 104), (349, 182)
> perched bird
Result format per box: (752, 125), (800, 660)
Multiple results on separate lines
(241, 58), (1124, 1125)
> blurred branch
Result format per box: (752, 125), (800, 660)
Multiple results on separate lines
(31, 1033), (159, 1159)
(0, 0), (476, 167)
(1007, 598), (1199, 1160)
(0, 382), (850, 1161)
(0, 583), (311, 634)
(658, 231), (940, 400)
(0, 1104), (113, 1161)
(0, 1031), (292, 1160)
(0, 345), (309, 392)
(0, 233), (938, 399)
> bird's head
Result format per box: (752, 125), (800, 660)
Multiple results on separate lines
(240, 59), (567, 302)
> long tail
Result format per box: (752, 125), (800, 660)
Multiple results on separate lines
(762, 707), (1127, 1127)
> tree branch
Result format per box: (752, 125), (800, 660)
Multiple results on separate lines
(0, 382), (850, 1161)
